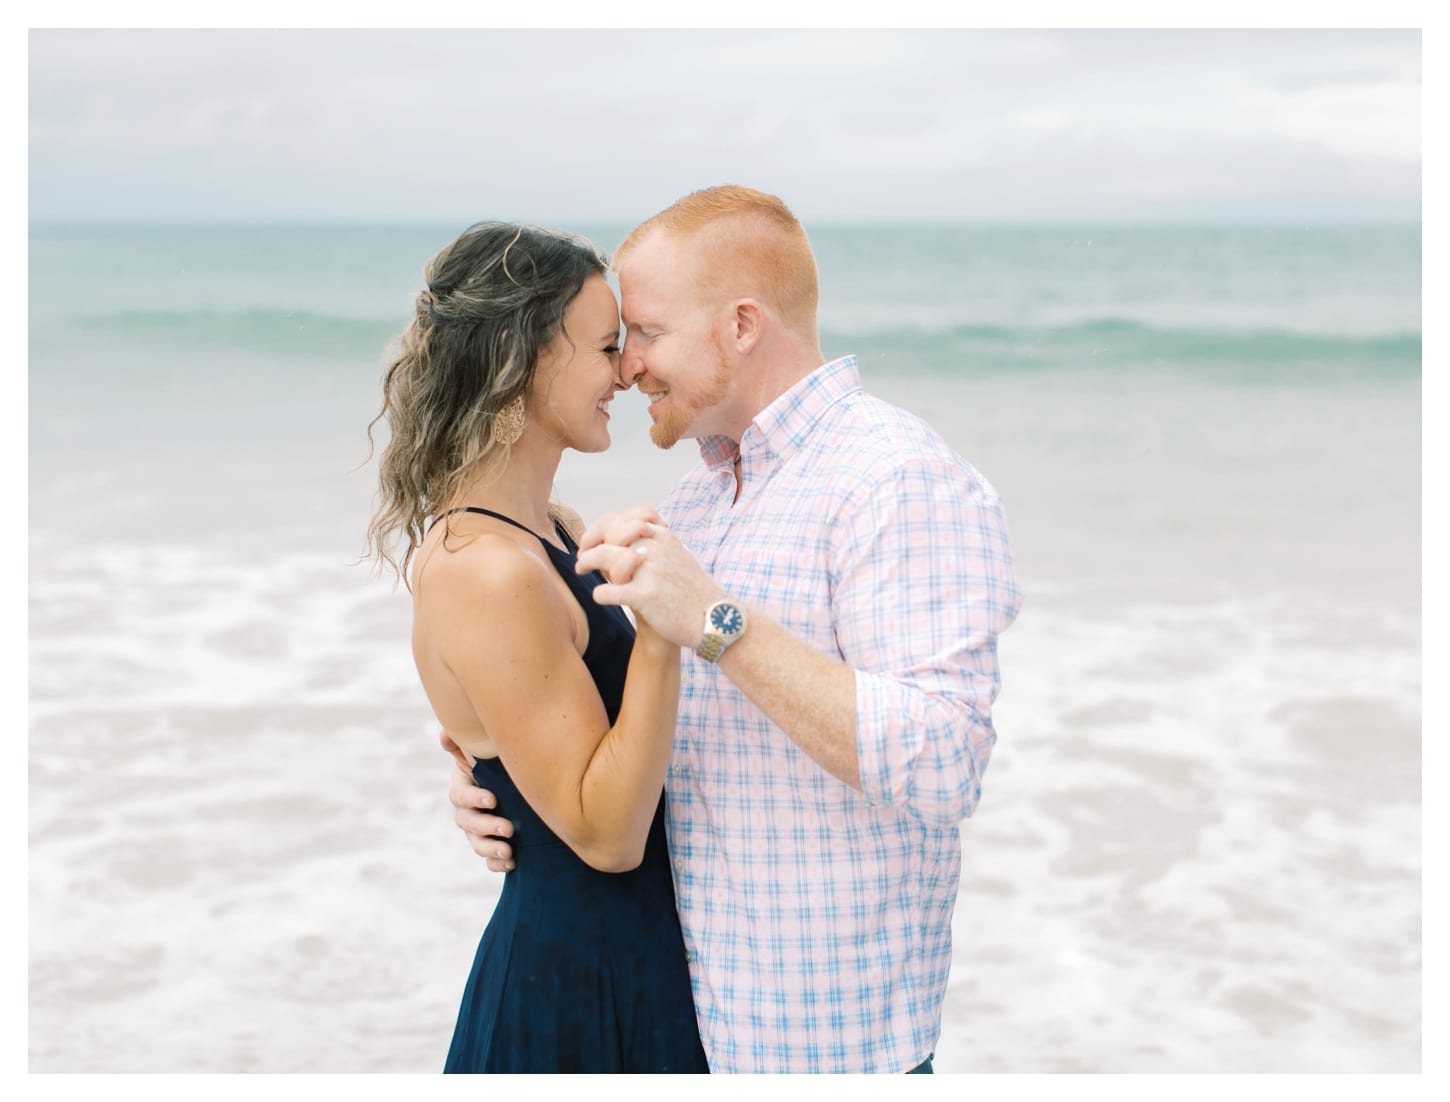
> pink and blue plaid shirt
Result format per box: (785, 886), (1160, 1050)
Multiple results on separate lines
(659, 355), (1021, 1073)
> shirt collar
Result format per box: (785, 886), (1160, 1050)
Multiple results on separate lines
(697, 354), (862, 471)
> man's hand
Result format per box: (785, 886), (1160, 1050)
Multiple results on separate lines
(576, 511), (725, 651)
(440, 730), (516, 872)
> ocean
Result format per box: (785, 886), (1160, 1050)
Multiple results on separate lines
(27, 223), (1421, 1071)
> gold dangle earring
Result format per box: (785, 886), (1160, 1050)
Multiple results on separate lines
(496, 395), (527, 446)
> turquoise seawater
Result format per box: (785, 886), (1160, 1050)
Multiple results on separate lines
(28, 223), (1421, 600)
(29, 224), (1422, 374)
(28, 223), (1422, 1071)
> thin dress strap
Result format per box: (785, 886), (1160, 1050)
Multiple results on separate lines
(429, 506), (567, 548)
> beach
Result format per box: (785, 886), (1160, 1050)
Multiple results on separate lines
(28, 223), (1421, 1071)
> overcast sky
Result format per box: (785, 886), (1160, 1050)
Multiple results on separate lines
(27, 27), (1422, 225)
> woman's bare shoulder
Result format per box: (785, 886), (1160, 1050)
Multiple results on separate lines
(414, 529), (557, 611)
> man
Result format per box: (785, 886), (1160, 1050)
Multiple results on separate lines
(446, 185), (1021, 1072)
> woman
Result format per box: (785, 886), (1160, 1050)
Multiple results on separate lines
(365, 223), (707, 1073)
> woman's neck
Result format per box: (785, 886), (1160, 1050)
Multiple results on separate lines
(448, 435), (562, 536)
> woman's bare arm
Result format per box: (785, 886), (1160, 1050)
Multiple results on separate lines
(425, 539), (678, 872)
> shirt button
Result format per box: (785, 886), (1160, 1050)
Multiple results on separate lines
(685, 949), (695, 963)
(674, 858), (685, 871)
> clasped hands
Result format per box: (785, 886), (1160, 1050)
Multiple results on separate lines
(573, 507), (725, 651)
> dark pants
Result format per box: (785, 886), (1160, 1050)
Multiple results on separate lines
(908, 1054), (934, 1074)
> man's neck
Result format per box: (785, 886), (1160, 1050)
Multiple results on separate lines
(728, 340), (826, 440)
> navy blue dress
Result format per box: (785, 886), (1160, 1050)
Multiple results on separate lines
(438, 508), (707, 1074)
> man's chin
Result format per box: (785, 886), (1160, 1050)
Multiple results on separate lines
(648, 423), (682, 450)
(648, 414), (688, 450)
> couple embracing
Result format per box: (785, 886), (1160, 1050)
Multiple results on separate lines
(365, 185), (1021, 1074)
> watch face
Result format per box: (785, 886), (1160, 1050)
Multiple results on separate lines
(710, 603), (743, 634)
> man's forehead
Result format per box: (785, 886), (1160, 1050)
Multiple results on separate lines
(617, 236), (679, 315)
(617, 230), (678, 279)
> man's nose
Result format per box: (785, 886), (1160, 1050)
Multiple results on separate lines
(618, 336), (645, 387)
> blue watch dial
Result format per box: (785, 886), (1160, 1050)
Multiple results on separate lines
(711, 605), (743, 633)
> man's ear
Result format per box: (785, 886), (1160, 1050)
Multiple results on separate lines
(731, 299), (765, 355)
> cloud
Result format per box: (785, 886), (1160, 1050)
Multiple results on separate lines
(1014, 109), (1074, 134)
(1225, 77), (1420, 161)
(27, 28), (1422, 223)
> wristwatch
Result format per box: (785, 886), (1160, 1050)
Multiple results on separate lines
(696, 599), (749, 663)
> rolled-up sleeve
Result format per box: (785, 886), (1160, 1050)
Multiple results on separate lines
(835, 458), (1022, 825)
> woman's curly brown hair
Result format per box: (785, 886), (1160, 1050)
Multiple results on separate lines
(364, 222), (606, 585)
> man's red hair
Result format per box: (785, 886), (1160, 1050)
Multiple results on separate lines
(614, 185), (819, 329)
